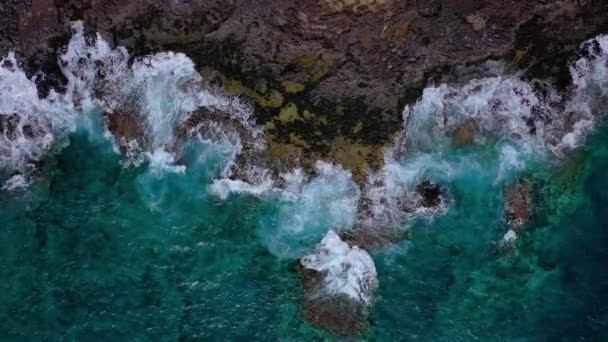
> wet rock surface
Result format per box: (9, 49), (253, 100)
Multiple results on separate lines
(504, 181), (532, 228)
(501, 180), (532, 249)
(299, 266), (370, 336)
(340, 225), (406, 251)
(416, 180), (444, 209)
(452, 120), (477, 147)
(299, 230), (378, 336)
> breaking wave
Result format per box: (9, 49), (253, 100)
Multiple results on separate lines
(359, 34), (608, 234)
(301, 230), (378, 305)
(0, 21), (262, 182)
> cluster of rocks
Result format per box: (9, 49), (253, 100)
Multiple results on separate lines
(1, 0), (605, 337)
(299, 179), (446, 335)
(1, 0), (606, 184)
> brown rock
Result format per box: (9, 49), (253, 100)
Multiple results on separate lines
(104, 110), (145, 151)
(452, 120), (476, 147)
(303, 294), (369, 336)
(340, 224), (405, 250)
(298, 264), (369, 336)
(504, 181), (531, 228)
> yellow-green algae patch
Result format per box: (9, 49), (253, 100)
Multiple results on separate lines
(352, 121), (363, 135)
(294, 55), (316, 69)
(328, 137), (385, 185)
(289, 133), (311, 149)
(220, 76), (284, 108)
(281, 80), (306, 93)
(278, 103), (302, 124)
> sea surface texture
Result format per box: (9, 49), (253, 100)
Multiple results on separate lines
(1, 23), (608, 340)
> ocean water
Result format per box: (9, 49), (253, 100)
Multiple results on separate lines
(1, 23), (608, 340)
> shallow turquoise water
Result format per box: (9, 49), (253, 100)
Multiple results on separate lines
(1, 115), (608, 341)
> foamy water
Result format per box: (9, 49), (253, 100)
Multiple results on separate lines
(0, 21), (261, 180)
(358, 34), (608, 237)
(301, 230), (378, 305)
(2, 22), (608, 333)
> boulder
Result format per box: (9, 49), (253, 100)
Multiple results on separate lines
(504, 181), (531, 228)
(416, 180), (444, 209)
(299, 230), (378, 335)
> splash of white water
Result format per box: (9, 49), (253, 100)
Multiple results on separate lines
(0, 52), (78, 173)
(256, 161), (361, 258)
(360, 34), (608, 233)
(146, 148), (186, 175)
(301, 230), (378, 305)
(61, 22), (262, 172)
(1, 174), (30, 191)
(0, 21), (263, 179)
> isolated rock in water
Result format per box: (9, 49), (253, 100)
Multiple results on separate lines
(501, 181), (531, 248)
(452, 120), (477, 147)
(301, 230), (378, 305)
(340, 224), (406, 251)
(504, 181), (531, 228)
(300, 230), (378, 335)
(416, 180), (444, 209)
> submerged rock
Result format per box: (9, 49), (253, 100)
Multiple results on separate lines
(104, 110), (145, 152)
(299, 230), (378, 335)
(340, 224), (406, 251)
(501, 181), (532, 248)
(452, 120), (477, 147)
(504, 181), (531, 228)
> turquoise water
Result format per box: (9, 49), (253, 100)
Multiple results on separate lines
(1, 25), (608, 340)
(1, 109), (608, 340)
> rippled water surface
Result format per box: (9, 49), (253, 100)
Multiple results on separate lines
(1, 23), (608, 341)
(0, 116), (607, 341)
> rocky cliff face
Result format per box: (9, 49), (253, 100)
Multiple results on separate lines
(2, 0), (607, 180)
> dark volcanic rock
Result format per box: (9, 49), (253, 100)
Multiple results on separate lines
(416, 180), (443, 209)
(1, 0), (607, 181)
(340, 224), (406, 250)
(1, 1), (606, 159)
(299, 266), (369, 336)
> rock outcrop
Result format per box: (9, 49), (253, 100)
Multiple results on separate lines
(1, 0), (607, 180)
(299, 230), (378, 335)
(502, 180), (532, 248)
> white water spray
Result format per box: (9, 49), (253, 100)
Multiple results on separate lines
(301, 230), (378, 305)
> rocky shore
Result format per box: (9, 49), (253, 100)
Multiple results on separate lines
(2, 0), (608, 337)
(2, 0), (607, 183)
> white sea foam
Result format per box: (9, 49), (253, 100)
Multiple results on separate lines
(258, 161), (361, 258)
(359, 34), (608, 234)
(1, 174), (30, 191)
(0, 53), (77, 173)
(301, 230), (378, 305)
(146, 148), (186, 175)
(0, 21), (263, 181)
(210, 172), (274, 200)
(276, 162), (360, 230)
(62, 22), (261, 171)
